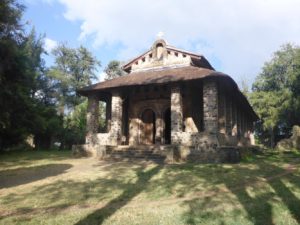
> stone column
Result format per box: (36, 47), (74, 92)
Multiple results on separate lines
(232, 101), (237, 136)
(218, 89), (226, 134)
(171, 85), (183, 144)
(106, 97), (111, 132)
(110, 92), (123, 145)
(86, 95), (99, 145)
(155, 114), (163, 144)
(237, 108), (241, 136)
(203, 80), (218, 134)
(241, 112), (245, 137)
(225, 96), (232, 135)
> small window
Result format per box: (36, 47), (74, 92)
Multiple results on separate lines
(142, 57), (145, 62)
(183, 54), (186, 58)
(149, 53), (152, 58)
(175, 52), (178, 57)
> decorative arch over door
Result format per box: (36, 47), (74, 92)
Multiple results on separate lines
(141, 109), (156, 145)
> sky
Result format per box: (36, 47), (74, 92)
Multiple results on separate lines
(23, 0), (300, 86)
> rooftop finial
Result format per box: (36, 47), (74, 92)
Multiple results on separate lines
(156, 31), (164, 40)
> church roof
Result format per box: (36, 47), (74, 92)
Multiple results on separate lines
(78, 39), (258, 120)
(78, 65), (258, 119)
(79, 66), (224, 94)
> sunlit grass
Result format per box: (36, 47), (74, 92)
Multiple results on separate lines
(0, 149), (299, 225)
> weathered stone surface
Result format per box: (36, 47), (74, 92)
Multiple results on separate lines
(72, 144), (96, 157)
(86, 96), (99, 145)
(110, 92), (123, 145)
(218, 88), (226, 134)
(225, 95), (232, 135)
(203, 80), (218, 134)
(72, 144), (107, 158)
(171, 85), (183, 136)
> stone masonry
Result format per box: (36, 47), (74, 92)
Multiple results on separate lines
(74, 39), (257, 162)
(110, 92), (123, 145)
(171, 85), (183, 144)
(86, 95), (99, 145)
(203, 80), (218, 134)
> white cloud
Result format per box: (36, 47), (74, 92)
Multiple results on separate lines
(56, 0), (300, 84)
(44, 37), (58, 53)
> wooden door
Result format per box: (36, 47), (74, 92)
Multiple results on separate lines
(141, 109), (155, 145)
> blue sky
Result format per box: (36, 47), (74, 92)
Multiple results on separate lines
(23, 0), (300, 86)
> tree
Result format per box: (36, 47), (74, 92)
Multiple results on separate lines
(0, 1), (40, 149)
(250, 43), (300, 147)
(49, 44), (100, 114)
(104, 60), (126, 80)
(46, 44), (101, 148)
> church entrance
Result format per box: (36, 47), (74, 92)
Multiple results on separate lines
(164, 108), (171, 144)
(141, 109), (156, 145)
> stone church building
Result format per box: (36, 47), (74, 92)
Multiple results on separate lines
(76, 39), (258, 162)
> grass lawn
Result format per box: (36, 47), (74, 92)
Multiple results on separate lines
(0, 149), (300, 225)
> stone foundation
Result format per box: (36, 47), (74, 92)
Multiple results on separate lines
(72, 144), (247, 163)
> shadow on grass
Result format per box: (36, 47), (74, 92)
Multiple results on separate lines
(0, 150), (72, 169)
(0, 164), (72, 189)
(75, 165), (162, 225)
(181, 153), (300, 225)
(1, 162), (162, 224)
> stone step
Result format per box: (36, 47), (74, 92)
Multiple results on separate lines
(107, 152), (165, 158)
(104, 147), (167, 162)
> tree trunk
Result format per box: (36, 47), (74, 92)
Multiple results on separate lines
(270, 127), (275, 148)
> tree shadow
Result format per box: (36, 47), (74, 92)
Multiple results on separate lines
(180, 153), (300, 225)
(0, 164), (72, 189)
(0, 150), (72, 169)
(75, 165), (162, 225)
(267, 169), (300, 223)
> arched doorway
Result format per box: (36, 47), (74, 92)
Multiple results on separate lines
(164, 108), (171, 144)
(141, 109), (156, 145)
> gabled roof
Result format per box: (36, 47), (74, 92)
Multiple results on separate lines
(122, 39), (214, 73)
(78, 39), (258, 120)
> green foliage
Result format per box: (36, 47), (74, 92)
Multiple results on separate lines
(62, 101), (88, 148)
(0, 1), (41, 149)
(104, 60), (126, 80)
(49, 44), (100, 112)
(250, 43), (300, 147)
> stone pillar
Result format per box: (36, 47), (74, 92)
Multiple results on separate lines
(171, 85), (183, 144)
(203, 80), (218, 134)
(237, 108), (241, 136)
(110, 92), (123, 145)
(241, 112), (245, 137)
(218, 89), (226, 134)
(155, 114), (163, 144)
(232, 101), (237, 136)
(106, 97), (111, 132)
(86, 95), (99, 145)
(225, 96), (232, 135)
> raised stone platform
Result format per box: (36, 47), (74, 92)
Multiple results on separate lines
(72, 144), (254, 163)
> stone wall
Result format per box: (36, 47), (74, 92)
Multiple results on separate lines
(110, 92), (123, 145)
(203, 80), (218, 134)
(171, 85), (183, 144)
(218, 88), (226, 134)
(171, 131), (218, 147)
(86, 95), (99, 145)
